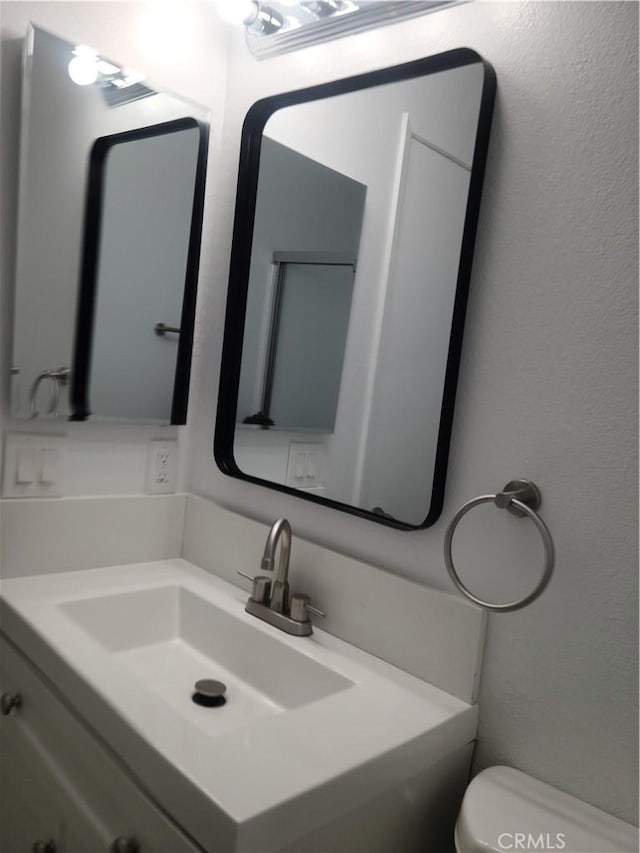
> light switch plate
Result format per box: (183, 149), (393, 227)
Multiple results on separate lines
(16, 446), (37, 484)
(285, 442), (325, 489)
(2, 433), (67, 498)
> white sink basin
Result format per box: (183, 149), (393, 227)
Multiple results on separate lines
(60, 585), (351, 736)
(1, 559), (477, 852)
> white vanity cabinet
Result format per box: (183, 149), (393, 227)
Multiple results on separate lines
(0, 638), (202, 853)
(0, 561), (480, 853)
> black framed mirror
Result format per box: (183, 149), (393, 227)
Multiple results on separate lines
(71, 117), (208, 423)
(215, 49), (496, 530)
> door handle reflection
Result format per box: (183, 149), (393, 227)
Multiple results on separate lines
(154, 322), (181, 336)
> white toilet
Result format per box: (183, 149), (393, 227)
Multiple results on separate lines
(455, 766), (638, 853)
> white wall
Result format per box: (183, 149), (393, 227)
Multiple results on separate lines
(0, 1), (229, 493)
(185, 1), (639, 824)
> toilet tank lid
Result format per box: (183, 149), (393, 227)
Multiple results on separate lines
(456, 766), (638, 853)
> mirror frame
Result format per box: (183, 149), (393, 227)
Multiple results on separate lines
(70, 116), (209, 424)
(214, 48), (496, 530)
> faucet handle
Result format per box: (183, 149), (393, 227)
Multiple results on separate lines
(237, 571), (271, 605)
(290, 594), (326, 623)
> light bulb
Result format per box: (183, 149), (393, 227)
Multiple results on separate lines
(68, 54), (98, 86)
(216, 0), (257, 25)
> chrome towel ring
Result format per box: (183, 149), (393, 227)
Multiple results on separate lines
(29, 367), (70, 419)
(444, 479), (555, 612)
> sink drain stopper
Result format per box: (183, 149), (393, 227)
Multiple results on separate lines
(192, 679), (227, 708)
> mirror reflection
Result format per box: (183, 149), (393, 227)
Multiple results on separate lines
(216, 52), (495, 528)
(10, 24), (209, 424)
(238, 137), (366, 432)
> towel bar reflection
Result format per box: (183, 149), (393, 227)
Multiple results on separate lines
(444, 478), (555, 612)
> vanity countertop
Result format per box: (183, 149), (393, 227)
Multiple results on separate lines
(0, 559), (477, 851)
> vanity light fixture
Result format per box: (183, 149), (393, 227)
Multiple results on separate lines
(218, 0), (286, 35)
(218, 0), (464, 59)
(247, 2), (286, 35)
(300, 0), (357, 17)
(68, 44), (155, 106)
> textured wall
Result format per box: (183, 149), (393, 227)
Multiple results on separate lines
(185, 2), (639, 823)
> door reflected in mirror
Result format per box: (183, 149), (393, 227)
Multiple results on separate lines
(10, 24), (209, 424)
(238, 136), (366, 433)
(216, 50), (495, 528)
(71, 119), (204, 423)
(244, 256), (357, 433)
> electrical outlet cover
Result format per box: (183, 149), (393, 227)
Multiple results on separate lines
(145, 440), (178, 494)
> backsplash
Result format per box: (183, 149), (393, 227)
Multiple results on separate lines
(182, 494), (485, 703)
(0, 494), (185, 577)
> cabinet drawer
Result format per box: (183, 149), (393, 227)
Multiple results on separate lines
(0, 637), (202, 853)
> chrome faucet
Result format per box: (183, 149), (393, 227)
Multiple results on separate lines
(261, 517), (291, 613)
(238, 518), (325, 636)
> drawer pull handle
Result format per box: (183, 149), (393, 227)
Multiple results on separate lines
(1, 692), (22, 715)
(111, 837), (140, 853)
(32, 841), (56, 853)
